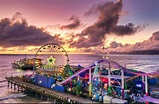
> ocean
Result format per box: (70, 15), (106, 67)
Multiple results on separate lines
(0, 54), (159, 103)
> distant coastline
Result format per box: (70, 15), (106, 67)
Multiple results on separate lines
(0, 50), (159, 55)
(108, 49), (159, 55)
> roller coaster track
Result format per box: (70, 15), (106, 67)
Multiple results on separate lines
(59, 59), (159, 85)
(125, 75), (140, 82)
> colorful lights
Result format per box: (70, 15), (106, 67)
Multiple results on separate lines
(39, 80), (42, 84)
(93, 94), (96, 98)
(68, 88), (71, 91)
(51, 84), (56, 88)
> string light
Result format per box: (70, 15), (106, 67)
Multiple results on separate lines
(68, 88), (71, 91)
(38, 80), (42, 84)
(51, 84), (56, 88)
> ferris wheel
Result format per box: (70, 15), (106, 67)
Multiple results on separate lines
(34, 43), (69, 70)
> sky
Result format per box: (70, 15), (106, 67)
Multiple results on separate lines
(0, 0), (159, 54)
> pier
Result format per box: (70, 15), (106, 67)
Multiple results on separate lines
(6, 43), (159, 104)
(6, 77), (98, 104)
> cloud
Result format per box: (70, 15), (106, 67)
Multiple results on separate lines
(130, 31), (159, 51)
(106, 31), (159, 53)
(70, 0), (145, 48)
(109, 41), (121, 48)
(0, 12), (63, 47)
(71, 1), (122, 48)
(111, 23), (147, 36)
(70, 25), (106, 48)
(151, 31), (159, 41)
(60, 15), (81, 30)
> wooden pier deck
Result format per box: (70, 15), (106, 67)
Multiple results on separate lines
(6, 77), (99, 104)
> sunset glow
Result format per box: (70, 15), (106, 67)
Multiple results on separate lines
(0, 0), (159, 54)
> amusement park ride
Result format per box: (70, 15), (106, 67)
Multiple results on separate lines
(18, 43), (159, 103)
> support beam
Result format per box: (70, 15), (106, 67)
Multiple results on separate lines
(121, 69), (124, 99)
(47, 97), (49, 101)
(21, 87), (24, 92)
(142, 75), (145, 91)
(77, 75), (79, 81)
(11, 83), (12, 89)
(108, 63), (111, 87)
(14, 84), (16, 90)
(142, 76), (145, 82)
(145, 75), (148, 96)
(18, 85), (19, 92)
(7, 81), (9, 87)
(100, 64), (102, 71)
(89, 68), (92, 97)
(54, 99), (56, 104)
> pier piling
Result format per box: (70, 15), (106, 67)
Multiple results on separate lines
(8, 81), (9, 87)
(17, 85), (20, 92)
(53, 99), (56, 104)
(11, 82), (12, 89)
